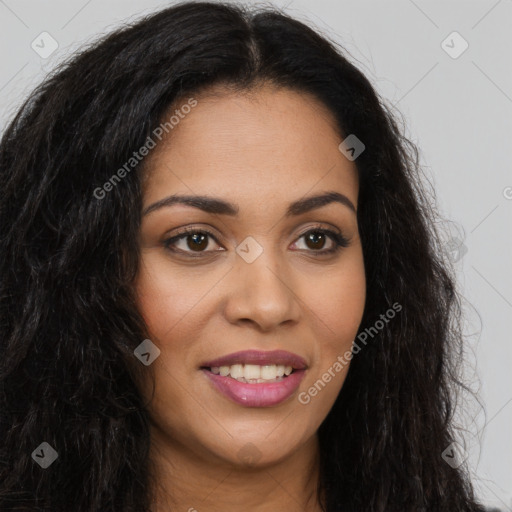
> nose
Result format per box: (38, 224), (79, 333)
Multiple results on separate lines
(223, 249), (301, 332)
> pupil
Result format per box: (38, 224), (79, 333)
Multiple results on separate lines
(187, 233), (207, 251)
(307, 232), (324, 249)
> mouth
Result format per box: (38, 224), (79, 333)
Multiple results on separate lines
(199, 350), (308, 407)
(199, 349), (308, 385)
(200, 363), (298, 384)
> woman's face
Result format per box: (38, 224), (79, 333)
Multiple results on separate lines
(134, 84), (366, 468)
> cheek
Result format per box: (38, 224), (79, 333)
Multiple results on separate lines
(302, 251), (365, 405)
(134, 251), (212, 338)
(308, 253), (366, 346)
(133, 254), (206, 421)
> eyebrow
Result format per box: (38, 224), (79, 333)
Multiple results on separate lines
(142, 190), (356, 217)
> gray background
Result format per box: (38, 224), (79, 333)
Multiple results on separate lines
(0, 0), (510, 509)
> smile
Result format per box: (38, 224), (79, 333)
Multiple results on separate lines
(206, 363), (294, 383)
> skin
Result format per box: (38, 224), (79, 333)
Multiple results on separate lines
(134, 82), (366, 512)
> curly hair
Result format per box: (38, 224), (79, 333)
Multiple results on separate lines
(0, 1), (488, 511)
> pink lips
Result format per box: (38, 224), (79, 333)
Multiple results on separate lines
(200, 350), (308, 408)
(200, 349), (307, 370)
(201, 368), (306, 407)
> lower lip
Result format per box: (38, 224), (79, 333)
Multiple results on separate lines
(201, 369), (306, 407)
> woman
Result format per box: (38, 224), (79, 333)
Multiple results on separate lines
(0, 1), (491, 511)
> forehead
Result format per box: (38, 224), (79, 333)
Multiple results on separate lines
(142, 84), (359, 209)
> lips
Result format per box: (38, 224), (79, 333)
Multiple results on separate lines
(201, 367), (306, 407)
(200, 349), (308, 370)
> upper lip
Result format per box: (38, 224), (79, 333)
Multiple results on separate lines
(200, 350), (307, 370)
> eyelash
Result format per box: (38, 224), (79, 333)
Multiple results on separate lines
(163, 225), (350, 258)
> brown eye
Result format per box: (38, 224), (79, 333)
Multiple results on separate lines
(293, 228), (350, 255)
(163, 229), (222, 255)
(304, 231), (327, 250)
(185, 233), (209, 251)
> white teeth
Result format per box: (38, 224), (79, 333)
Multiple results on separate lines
(261, 365), (277, 380)
(244, 364), (260, 380)
(229, 364), (244, 379)
(208, 363), (296, 380)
